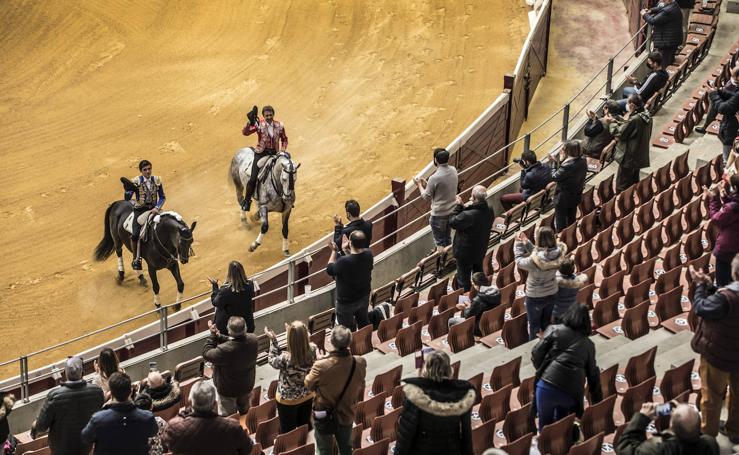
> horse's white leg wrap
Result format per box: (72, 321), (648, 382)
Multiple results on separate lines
(117, 257), (124, 272)
(255, 232), (264, 245)
(176, 292), (183, 303)
(282, 238), (289, 252)
(153, 294), (161, 307)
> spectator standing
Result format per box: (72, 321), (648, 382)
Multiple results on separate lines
(619, 52), (669, 109)
(326, 230), (373, 331)
(164, 381), (253, 455)
(305, 326), (367, 455)
(642, 0), (683, 66)
(266, 321), (318, 433)
(707, 177), (739, 286)
(81, 372), (158, 455)
(395, 350), (476, 455)
(552, 258), (588, 323)
(515, 228), (566, 340)
(551, 140), (587, 232)
(414, 148), (459, 252)
(92, 347), (125, 399)
(500, 150), (552, 211)
(609, 94), (652, 192)
(449, 185), (493, 291)
(208, 261), (255, 335)
(134, 393), (168, 455)
(32, 356), (104, 455)
(677, 0), (695, 45)
(0, 392), (15, 446)
(583, 101), (619, 159)
(617, 402), (719, 454)
(688, 261), (739, 443)
(332, 199), (373, 253)
(139, 371), (182, 413)
(708, 87), (739, 163)
(696, 67), (739, 135)
(531, 304), (602, 430)
(448, 272), (501, 336)
(202, 316), (258, 416)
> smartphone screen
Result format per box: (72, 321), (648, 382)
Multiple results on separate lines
(656, 403), (672, 417)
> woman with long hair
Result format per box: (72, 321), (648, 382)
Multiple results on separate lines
(265, 321), (317, 433)
(208, 260), (255, 334)
(92, 347), (124, 398)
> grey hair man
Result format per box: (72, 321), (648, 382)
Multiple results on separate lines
(203, 316), (258, 416)
(617, 402), (719, 454)
(449, 184), (493, 291)
(305, 325), (367, 455)
(164, 380), (253, 454)
(32, 356), (104, 454)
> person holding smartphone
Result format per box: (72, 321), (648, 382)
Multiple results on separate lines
(695, 66), (739, 135)
(500, 149), (552, 211)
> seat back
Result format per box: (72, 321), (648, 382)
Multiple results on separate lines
(502, 313), (528, 349)
(630, 257), (657, 287)
(523, 188), (547, 222)
(616, 185), (636, 216)
(567, 432), (604, 455)
(599, 363), (619, 399)
(594, 225), (615, 262)
(427, 307), (456, 339)
(407, 300), (435, 326)
(396, 321), (422, 356)
(624, 278), (652, 309)
(352, 439), (389, 455)
(502, 403), (534, 444)
(448, 316), (475, 353)
(490, 356), (522, 391)
(592, 293), (620, 329)
(654, 162), (672, 193)
(394, 292), (419, 315)
(644, 224), (664, 259)
(597, 174), (615, 204)
(395, 267), (421, 300)
(350, 324), (373, 355)
(655, 285), (684, 323)
(622, 237), (644, 273)
(496, 261), (517, 289)
(659, 358), (695, 402)
(273, 424), (309, 455)
(255, 415), (280, 448)
(370, 406), (402, 443)
(683, 197), (704, 232)
(371, 281), (396, 306)
(662, 208), (684, 247)
(683, 229), (704, 261)
(655, 187), (675, 221)
(354, 392), (387, 428)
(579, 186), (597, 216)
(621, 376), (657, 419)
(673, 149), (690, 180)
(579, 211), (599, 243)
(655, 263), (681, 294)
(479, 383), (512, 423)
(622, 300), (650, 340)
(635, 198), (655, 234)
(308, 308), (335, 334)
(675, 174), (694, 207)
(281, 444), (314, 455)
(417, 252), (442, 288)
(580, 394), (616, 439)
(574, 239), (595, 272)
(479, 305), (506, 336)
(560, 223), (579, 253)
(426, 277), (449, 306)
(517, 376), (535, 406)
(377, 312), (405, 342)
(472, 419), (496, 455)
(246, 399), (277, 433)
(467, 372), (483, 405)
(598, 270), (625, 300)
(371, 365), (402, 396)
(635, 174), (654, 205)
(438, 288), (463, 313)
(538, 413), (576, 455)
(625, 346), (657, 388)
(577, 283), (596, 309)
(174, 357), (204, 382)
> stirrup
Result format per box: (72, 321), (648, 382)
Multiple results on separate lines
(241, 198), (252, 212)
(132, 259), (142, 270)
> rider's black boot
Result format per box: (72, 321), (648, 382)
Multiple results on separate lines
(132, 239), (142, 270)
(242, 183), (255, 212)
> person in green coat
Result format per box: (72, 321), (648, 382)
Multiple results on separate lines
(607, 94), (652, 192)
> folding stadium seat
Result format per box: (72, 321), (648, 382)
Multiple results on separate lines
(479, 306), (506, 337)
(352, 425), (364, 450)
(635, 197), (655, 235)
(615, 376), (656, 426)
(538, 413), (576, 455)
(498, 281), (517, 307)
(580, 394), (617, 440)
(510, 297), (526, 318)
(426, 277), (448, 307)
(377, 320), (421, 355)
(438, 288), (463, 313)
(622, 300), (651, 339)
(596, 174), (615, 205)
(710, 155), (724, 182)
(581, 265), (597, 284)
(599, 363), (619, 400)
(662, 211), (685, 247)
(394, 267), (420, 301)
(375, 313), (404, 345)
(635, 173), (655, 206)
(250, 386), (262, 408)
(14, 435), (48, 455)
(487, 356), (522, 393)
(350, 325), (373, 355)
(425, 307), (456, 341)
(416, 252), (442, 289)
(447, 317), (476, 353)
(654, 163), (673, 194)
(391, 384), (405, 408)
(614, 213), (636, 250)
(468, 372), (483, 405)
(616, 346), (657, 394)
(559, 223), (580, 254)
(246, 399), (277, 434)
(683, 229), (705, 261)
(704, 221), (719, 252)
(522, 188), (547, 223)
(675, 174), (695, 207)
(578, 186), (597, 217)
(499, 432), (534, 455)
(653, 285), (685, 329)
(309, 330), (326, 355)
(577, 283), (596, 309)
(616, 185), (636, 217)
(472, 419), (496, 455)
(370, 281), (396, 306)
(683, 197), (704, 232)
(672, 149), (690, 181)
(482, 312), (527, 349)
(407, 299), (434, 326)
(354, 392), (387, 428)
(502, 403), (535, 446)
(568, 432), (604, 455)
(644, 225), (665, 260)
(478, 384), (513, 424)
(255, 415), (280, 448)
(594, 226), (615, 262)
(494, 237), (516, 273)
(353, 439), (388, 455)
(630, 257), (657, 286)
(483, 249), (495, 277)
(174, 357), (203, 382)
(514, 376), (536, 408)
(394, 292), (419, 315)
(656, 359), (695, 403)
(491, 202), (526, 242)
(598, 270), (626, 300)
(598, 197), (618, 229)
(496, 261), (517, 289)
(574, 240), (595, 274)
(539, 211), (555, 230)
(623, 278), (652, 310)
(598, 253), (623, 286)
(579, 211), (599, 242)
(272, 424), (309, 455)
(622, 238), (644, 273)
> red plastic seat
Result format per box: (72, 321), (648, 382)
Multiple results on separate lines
(538, 413), (576, 455)
(354, 392), (387, 428)
(478, 383), (512, 423)
(273, 424), (309, 455)
(580, 394), (616, 439)
(479, 305), (506, 336)
(448, 316), (475, 353)
(502, 403), (534, 444)
(490, 356), (522, 391)
(350, 325), (373, 355)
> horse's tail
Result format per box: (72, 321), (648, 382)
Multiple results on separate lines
(94, 203), (116, 261)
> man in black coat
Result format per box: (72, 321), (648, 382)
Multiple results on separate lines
(448, 272), (501, 336)
(32, 356), (104, 455)
(696, 66), (739, 135)
(449, 185), (493, 291)
(332, 199), (372, 254)
(708, 88), (739, 162)
(642, 0), (683, 66)
(500, 150), (552, 210)
(552, 141), (588, 232)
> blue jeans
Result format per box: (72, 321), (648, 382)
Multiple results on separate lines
(525, 295), (554, 340)
(535, 380), (578, 431)
(315, 423), (353, 455)
(618, 86), (638, 109)
(430, 215), (452, 247)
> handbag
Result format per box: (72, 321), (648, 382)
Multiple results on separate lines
(313, 356), (356, 433)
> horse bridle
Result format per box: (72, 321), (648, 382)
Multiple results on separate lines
(274, 157), (298, 199)
(152, 217), (194, 265)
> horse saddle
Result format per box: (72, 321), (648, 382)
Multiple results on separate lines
(123, 210), (154, 239)
(257, 155), (278, 183)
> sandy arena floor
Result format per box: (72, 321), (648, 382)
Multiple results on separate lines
(0, 1), (529, 372)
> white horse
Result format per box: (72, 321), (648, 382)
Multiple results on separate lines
(229, 148), (299, 256)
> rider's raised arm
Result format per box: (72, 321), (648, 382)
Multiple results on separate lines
(242, 122), (258, 136)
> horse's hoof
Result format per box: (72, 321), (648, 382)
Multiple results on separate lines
(283, 250), (290, 257)
(173, 303), (181, 312)
(117, 272), (125, 284)
(249, 242), (258, 252)
(139, 277), (148, 287)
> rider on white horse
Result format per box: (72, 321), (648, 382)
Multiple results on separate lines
(123, 159), (166, 270)
(241, 105), (289, 212)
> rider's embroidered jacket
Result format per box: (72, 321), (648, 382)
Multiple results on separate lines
(124, 175), (166, 209)
(242, 119), (288, 154)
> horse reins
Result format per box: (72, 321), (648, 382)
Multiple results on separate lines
(152, 217), (192, 265)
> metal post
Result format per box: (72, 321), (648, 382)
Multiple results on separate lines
(605, 58), (614, 95)
(159, 307), (168, 351)
(287, 259), (295, 304)
(524, 134), (531, 154)
(20, 356), (29, 402)
(645, 25), (652, 54)
(561, 104), (570, 142)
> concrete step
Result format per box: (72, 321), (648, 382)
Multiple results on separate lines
(596, 328), (674, 369)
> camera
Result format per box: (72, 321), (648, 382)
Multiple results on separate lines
(149, 361), (158, 372)
(655, 403), (673, 417)
(512, 158), (522, 164)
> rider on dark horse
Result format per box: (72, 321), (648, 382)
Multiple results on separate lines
(123, 159), (166, 270)
(241, 105), (289, 212)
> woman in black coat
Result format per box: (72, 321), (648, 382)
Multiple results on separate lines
(208, 261), (255, 334)
(395, 350), (476, 455)
(531, 303), (602, 431)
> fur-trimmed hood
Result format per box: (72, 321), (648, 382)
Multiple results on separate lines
(557, 273), (588, 289)
(530, 242), (567, 271)
(402, 378), (476, 417)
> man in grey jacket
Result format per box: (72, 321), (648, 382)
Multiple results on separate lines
(414, 148), (458, 252)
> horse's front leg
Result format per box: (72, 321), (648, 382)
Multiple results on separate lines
(148, 266), (161, 307)
(281, 208), (292, 256)
(115, 242), (125, 284)
(249, 206), (269, 252)
(169, 263), (184, 312)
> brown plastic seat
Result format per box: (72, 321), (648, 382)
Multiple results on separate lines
(510, 297), (526, 318)
(350, 325), (373, 355)
(622, 238), (644, 273)
(500, 432), (534, 455)
(644, 225), (664, 260)
(479, 305), (506, 336)
(273, 424), (309, 455)
(594, 225), (615, 262)
(654, 162), (672, 193)
(622, 347), (657, 392)
(623, 278), (652, 309)
(427, 306), (456, 339)
(616, 185), (636, 216)
(577, 283), (596, 309)
(502, 313), (528, 349)
(496, 261), (517, 289)
(309, 330), (326, 355)
(683, 229), (704, 261)
(598, 197), (618, 230)
(683, 197), (704, 232)
(416, 251), (443, 289)
(581, 265), (596, 285)
(596, 174), (615, 205)
(662, 210), (684, 247)
(407, 300), (434, 326)
(659, 359), (695, 402)
(622, 300), (650, 339)
(599, 363), (619, 399)
(654, 285), (684, 324)
(438, 288), (464, 313)
(448, 317), (475, 353)
(538, 413), (576, 455)
(675, 174), (694, 207)
(559, 222), (580, 254)
(174, 357), (204, 382)
(657, 243), (682, 274)
(673, 149), (690, 180)
(579, 186), (597, 216)
(694, 161), (712, 189)
(704, 221), (719, 252)
(578, 211), (599, 243)
(635, 198), (655, 235)
(600, 254), (623, 284)
(495, 237), (516, 271)
(492, 202), (526, 240)
(391, 384), (405, 408)
(614, 213), (636, 249)
(354, 392), (387, 428)
(246, 399), (277, 433)
(395, 267), (421, 300)
(635, 174), (655, 206)
(395, 321), (422, 356)
(308, 308), (335, 335)
(523, 189), (547, 223)
(371, 281), (396, 306)
(568, 432), (604, 455)
(19, 449), (51, 455)
(580, 394), (616, 439)
(516, 376), (536, 407)
(468, 372), (483, 405)
(352, 439), (388, 455)
(630, 257), (657, 286)
(618, 376), (657, 424)
(479, 383), (512, 423)
(426, 278), (448, 307)
(598, 270), (625, 300)
(370, 365), (402, 397)
(255, 415), (280, 448)
(574, 239), (595, 272)
(375, 312), (406, 343)
(369, 406), (402, 443)
(592, 293), (620, 329)
(655, 188), (676, 221)
(394, 292), (419, 316)
(490, 356), (522, 391)
(502, 402), (534, 443)
(472, 419), (496, 455)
